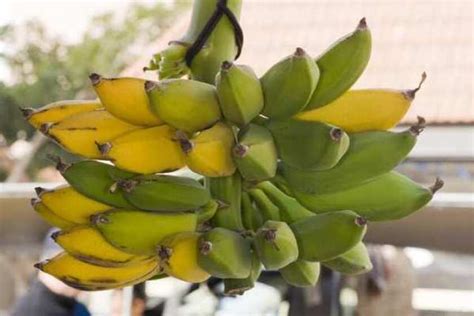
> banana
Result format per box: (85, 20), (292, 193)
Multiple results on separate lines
(92, 209), (198, 256)
(89, 74), (162, 126)
(215, 62), (264, 126)
(197, 199), (219, 224)
(97, 125), (185, 174)
(297, 73), (427, 132)
(241, 191), (263, 231)
(56, 159), (136, 208)
(322, 242), (372, 275)
(31, 198), (75, 229)
(35, 252), (158, 291)
(261, 47), (320, 119)
(43, 109), (139, 159)
(117, 174), (211, 212)
(157, 232), (210, 283)
(290, 210), (367, 261)
(267, 118), (349, 170)
(146, 42), (190, 80)
(294, 172), (444, 221)
(248, 188), (280, 222)
(35, 185), (110, 224)
(233, 124), (278, 181)
(21, 100), (102, 129)
(146, 79), (221, 133)
(197, 227), (251, 278)
(254, 220), (299, 270)
(281, 117), (425, 194)
(206, 172), (244, 231)
(306, 18), (372, 109)
(255, 181), (313, 223)
(52, 226), (150, 267)
(224, 249), (262, 295)
(180, 122), (236, 177)
(279, 260), (320, 287)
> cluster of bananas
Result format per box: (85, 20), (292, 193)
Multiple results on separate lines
(22, 18), (442, 294)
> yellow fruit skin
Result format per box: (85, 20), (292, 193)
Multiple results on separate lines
(158, 232), (210, 283)
(91, 76), (163, 126)
(296, 89), (412, 132)
(47, 109), (139, 159)
(25, 100), (102, 128)
(31, 199), (75, 229)
(185, 122), (236, 177)
(36, 252), (159, 291)
(101, 125), (186, 174)
(39, 185), (110, 224)
(53, 226), (150, 267)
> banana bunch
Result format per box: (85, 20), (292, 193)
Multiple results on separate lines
(23, 16), (443, 294)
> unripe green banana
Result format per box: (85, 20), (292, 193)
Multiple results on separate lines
(248, 188), (280, 222)
(224, 249), (262, 295)
(322, 242), (372, 275)
(290, 210), (367, 261)
(145, 79), (221, 133)
(267, 118), (349, 170)
(233, 124), (278, 181)
(93, 209), (198, 255)
(279, 260), (320, 287)
(241, 191), (264, 232)
(197, 227), (252, 278)
(294, 172), (444, 221)
(261, 48), (320, 119)
(117, 174), (211, 212)
(206, 173), (244, 231)
(306, 18), (372, 110)
(55, 159), (136, 208)
(215, 62), (264, 126)
(254, 220), (299, 270)
(197, 199), (219, 224)
(282, 118), (425, 194)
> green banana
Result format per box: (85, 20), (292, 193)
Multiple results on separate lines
(197, 199), (219, 224)
(322, 242), (372, 275)
(118, 174), (211, 212)
(197, 227), (252, 278)
(145, 79), (221, 133)
(294, 172), (444, 221)
(306, 18), (372, 110)
(266, 118), (349, 170)
(248, 188), (280, 222)
(93, 209), (198, 255)
(261, 47), (320, 118)
(254, 220), (299, 270)
(55, 159), (136, 208)
(281, 118), (425, 194)
(290, 210), (367, 261)
(279, 260), (320, 287)
(206, 173), (244, 231)
(224, 249), (262, 295)
(241, 191), (263, 232)
(216, 62), (264, 126)
(233, 124), (278, 181)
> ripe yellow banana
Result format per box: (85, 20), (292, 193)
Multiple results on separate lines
(90, 74), (163, 126)
(31, 198), (75, 229)
(21, 100), (102, 129)
(98, 125), (185, 174)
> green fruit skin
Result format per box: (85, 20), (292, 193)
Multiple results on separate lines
(197, 228), (252, 279)
(224, 250), (262, 295)
(306, 20), (371, 110)
(294, 171), (433, 221)
(254, 221), (299, 270)
(282, 129), (418, 194)
(267, 119), (350, 170)
(241, 192), (263, 231)
(290, 210), (366, 261)
(207, 173), (244, 231)
(197, 199), (219, 224)
(280, 260), (320, 287)
(322, 242), (372, 275)
(123, 175), (210, 212)
(248, 188), (280, 222)
(233, 124), (278, 181)
(61, 160), (136, 208)
(261, 49), (320, 119)
(216, 64), (264, 126)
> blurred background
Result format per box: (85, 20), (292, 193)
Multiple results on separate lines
(0, 0), (472, 315)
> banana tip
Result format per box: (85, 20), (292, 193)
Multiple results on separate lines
(91, 214), (110, 225)
(409, 116), (426, 136)
(19, 107), (35, 119)
(144, 80), (157, 92)
(53, 157), (71, 174)
(330, 128), (344, 142)
(179, 139), (194, 155)
(89, 73), (102, 85)
(96, 141), (112, 156)
(33, 262), (44, 271)
(30, 198), (40, 208)
(39, 123), (53, 135)
(221, 61), (233, 71)
(50, 231), (60, 242)
(404, 72), (427, 100)
(357, 17), (368, 30)
(294, 47), (307, 57)
(199, 240), (213, 255)
(157, 245), (172, 261)
(34, 186), (48, 197)
(430, 177), (444, 194)
(233, 144), (249, 158)
(355, 216), (368, 226)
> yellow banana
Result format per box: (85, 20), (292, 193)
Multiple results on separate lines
(35, 252), (159, 291)
(296, 72), (427, 132)
(98, 125), (185, 174)
(44, 109), (139, 159)
(21, 100), (102, 129)
(89, 74), (163, 126)
(31, 198), (75, 229)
